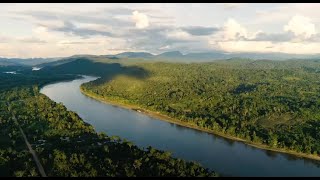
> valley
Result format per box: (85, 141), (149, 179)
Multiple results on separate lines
(1, 54), (320, 177)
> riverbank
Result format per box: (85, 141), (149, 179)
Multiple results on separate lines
(80, 87), (320, 162)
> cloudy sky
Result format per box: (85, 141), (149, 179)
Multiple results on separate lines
(1, 3), (320, 58)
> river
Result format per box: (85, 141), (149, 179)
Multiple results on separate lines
(40, 75), (320, 177)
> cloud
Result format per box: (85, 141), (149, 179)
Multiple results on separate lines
(4, 3), (320, 57)
(223, 18), (248, 40)
(0, 35), (11, 43)
(0, 35), (122, 58)
(20, 10), (59, 20)
(132, 10), (149, 29)
(47, 21), (114, 38)
(57, 41), (98, 45)
(166, 29), (192, 40)
(217, 41), (275, 53)
(249, 31), (295, 42)
(3, 5), (201, 56)
(181, 26), (220, 36)
(103, 7), (133, 15)
(307, 33), (320, 42)
(123, 27), (169, 52)
(254, 4), (320, 26)
(118, 25), (210, 54)
(158, 45), (171, 50)
(217, 40), (320, 54)
(210, 17), (320, 54)
(222, 3), (246, 10)
(284, 15), (316, 39)
(17, 9), (132, 28)
(18, 37), (47, 44)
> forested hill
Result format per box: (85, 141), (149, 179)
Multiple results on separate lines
(0, 58), (61, 66)
(39, 56), (320, 74)
(40, 58), (150, 80)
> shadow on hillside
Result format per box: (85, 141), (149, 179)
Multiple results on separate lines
(39, 58), (150, 84)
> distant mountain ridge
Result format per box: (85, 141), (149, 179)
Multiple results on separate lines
(112, 52), (154, 58)
(0, 57), (62, 66)
(2, 50), (320, 68)
(102, 51), (320, 62)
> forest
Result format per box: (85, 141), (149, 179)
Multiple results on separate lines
(80, 58), (320, 157)
(0, 69), (217, 177)
(2, 56), (320, 177)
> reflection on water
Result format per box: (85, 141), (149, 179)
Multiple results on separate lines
(40, 76), (320, 177)
(265, 150), (278, 159)
(224, 137), (235, 147)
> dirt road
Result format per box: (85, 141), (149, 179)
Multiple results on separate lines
(8, 102), (47, 177)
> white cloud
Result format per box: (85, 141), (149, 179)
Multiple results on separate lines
(250, 30), (263, 39)
(223, 18), (248, 40)
(255, 4), (320, 23)
(166, 29), (191, 40)
(17, 37), (46, 43)
(217, 41), (274, 53)
(159, 45), (170, 50)
(33, 26), (47, 34)
(209, 15), (320, 54)
(207, 14), (320, 54)
(132, 10), (149, 29)
(284, 14), (316, 39)
(217, 40), (320, 54)
(0, 34), (11, 43)
(221, 3), (246, 10)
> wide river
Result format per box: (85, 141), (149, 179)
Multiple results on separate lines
(40, 75), (320, 177)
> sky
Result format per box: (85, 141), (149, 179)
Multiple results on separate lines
(2, 3), (320, 58)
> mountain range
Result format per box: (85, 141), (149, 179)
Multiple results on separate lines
(104, 51), (320, 62)
(2, 51), (320, 67)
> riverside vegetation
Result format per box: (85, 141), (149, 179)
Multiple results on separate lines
(79, 58), (320, 159)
